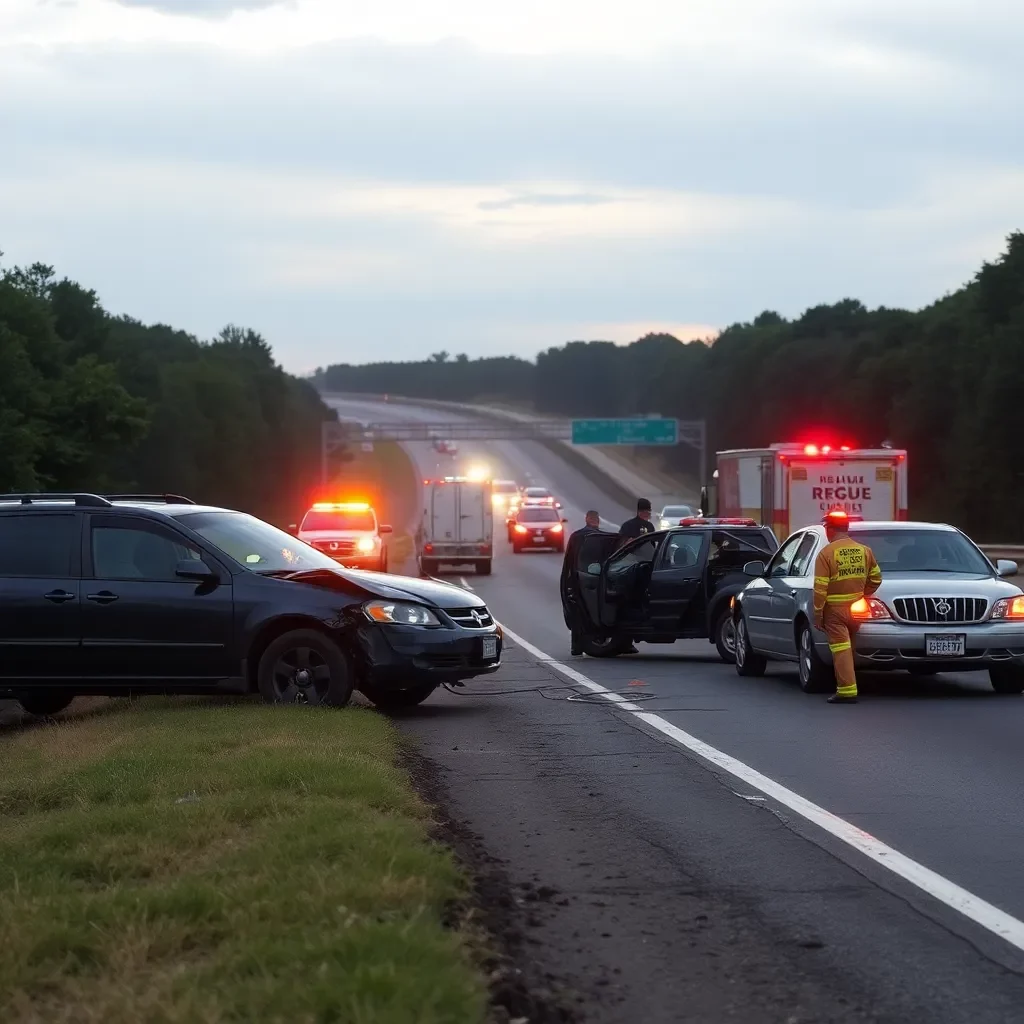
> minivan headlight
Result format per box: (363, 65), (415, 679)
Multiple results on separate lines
(362, 600), (440, 625)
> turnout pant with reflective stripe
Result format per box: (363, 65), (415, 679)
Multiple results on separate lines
(823, 605), (858, 698)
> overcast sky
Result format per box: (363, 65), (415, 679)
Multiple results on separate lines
(3, 0), (1023, 372)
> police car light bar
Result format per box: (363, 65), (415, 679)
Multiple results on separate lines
(312, 501), (371, 511)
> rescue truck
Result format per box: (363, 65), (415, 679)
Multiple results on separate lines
(710, 442), (908, 542)
(417, 477), (493, 576)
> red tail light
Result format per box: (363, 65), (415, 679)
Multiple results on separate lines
(850, 598), (891, 620)
(479, 544), (492, 554)
(424, 543), (434, 553)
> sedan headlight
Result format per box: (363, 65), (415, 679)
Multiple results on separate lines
(991, 596), (1024, 620)
(363, 600), (440, 625)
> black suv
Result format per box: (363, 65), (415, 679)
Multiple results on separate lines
(566, 518), (778, 660)
(0, 493), (501, 717)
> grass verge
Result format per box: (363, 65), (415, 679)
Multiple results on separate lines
(0, 699), (486, 1023)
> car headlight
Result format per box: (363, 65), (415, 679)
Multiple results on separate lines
(363, 600), (440, 625)
(660, 518), (670, 529)
(991, 596), (1024, 620)
(356, 536), (377, 553)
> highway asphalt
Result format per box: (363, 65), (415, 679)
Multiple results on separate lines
(329, 395), (1024, 1023)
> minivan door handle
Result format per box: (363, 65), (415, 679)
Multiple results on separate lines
(44, 589), (76, 604)
(86, 591), (119, 604)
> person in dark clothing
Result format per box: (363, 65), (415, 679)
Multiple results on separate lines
(618, 497), (656, 542)
(561, 510), (602, 656)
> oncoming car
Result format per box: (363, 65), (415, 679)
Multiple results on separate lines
(0, 492), (501, 717)
(491, 479), (519, 511)
(511, 506), (567, 553)
(292, 501), (391, 572)
(658, 504), (694, 529)
(732, 520), (1024, 694)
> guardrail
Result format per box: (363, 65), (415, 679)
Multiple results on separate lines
(980, 546), (1024, 560)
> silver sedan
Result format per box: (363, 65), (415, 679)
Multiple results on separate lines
(731, 521), (1024, 694)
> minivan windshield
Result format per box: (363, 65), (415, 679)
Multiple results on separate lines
(518, 507), (559, 522)
(177, 511), (341, 573)
(854, 529), (991, 574)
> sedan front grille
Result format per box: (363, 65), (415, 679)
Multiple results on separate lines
(892, 597), (988, 624)
(446, 606), (495, 628)
(311, 539), (357, 554)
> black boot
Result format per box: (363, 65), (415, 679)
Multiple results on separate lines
(827, 694), (858, 704)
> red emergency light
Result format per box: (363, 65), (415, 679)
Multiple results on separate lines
(679, 517), (758, 527)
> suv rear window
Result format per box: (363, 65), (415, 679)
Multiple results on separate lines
(0, 513), (77, 576)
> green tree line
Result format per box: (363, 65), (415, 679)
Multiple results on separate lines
(313, 232), (1024, 540)
(0, 256), (332, 525)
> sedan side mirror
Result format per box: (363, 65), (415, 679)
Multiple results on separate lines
(176, 559), (216, 581)
(379, 524), (394, 534)
(997, 559), (1018, 577)
(561, 518), (568, 524)
(742, 560), (766, 577)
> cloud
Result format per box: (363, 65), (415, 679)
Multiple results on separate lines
(112, 0), (287, 17)
(477, 193), (617, 211)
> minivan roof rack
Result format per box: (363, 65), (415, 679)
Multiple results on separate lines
(0, 493), (113, 507)
(103, 493), (197, 504)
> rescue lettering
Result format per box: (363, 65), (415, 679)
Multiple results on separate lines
(833, 546), (866, 579)
(811, 486), (872, 501)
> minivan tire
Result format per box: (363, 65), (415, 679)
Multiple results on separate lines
(581, 635), (632, 658)
(256, 629), (354, 706)
(16, 692), (75, 718)
(360, 680), (438, 711)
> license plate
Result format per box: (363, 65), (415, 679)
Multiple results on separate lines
(532, 535), (545, 543)
(481, 636), (498, 659)
(925, 634), (965, 657)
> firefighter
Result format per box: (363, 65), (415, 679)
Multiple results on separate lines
(813, 509), (882, 704)
(561, 510), (602, 656)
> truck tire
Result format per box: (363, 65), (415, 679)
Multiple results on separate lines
(713, 609), (737, 664)
(734, 615), (767, 677)
(798, 621), (834, 693)
(990, 664), (1024, 694)
(477, 559), (492, 576)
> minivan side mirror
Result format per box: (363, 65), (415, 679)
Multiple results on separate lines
(742, 560), (766, 577)
(379, 524), (393, 534)
(176, 559), (216, 581)
(287, 523), (299, 535)
(996, 559), (1018, 577)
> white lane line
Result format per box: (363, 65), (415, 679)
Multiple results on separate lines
(460, 576), (475, 590)
(499, 623), (1024, 954)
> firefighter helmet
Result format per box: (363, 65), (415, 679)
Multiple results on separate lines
(822, 508), (850, 529)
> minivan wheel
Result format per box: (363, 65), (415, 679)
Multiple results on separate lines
(256, 629), (354, 706)
(989, 664), (1024, 695)
(15, 692), (74, 717)
(734, 616), (766, 677)
(714, 610), (737, 664)
(798, 623), (834, 694)
(360, 680), (438, 711)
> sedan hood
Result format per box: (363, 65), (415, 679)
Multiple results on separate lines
(287, 566), (485, 610)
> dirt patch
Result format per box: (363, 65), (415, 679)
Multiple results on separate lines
(405, 747), (580, 1024)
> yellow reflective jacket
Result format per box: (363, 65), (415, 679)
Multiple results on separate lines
(813, 538), (882, 617)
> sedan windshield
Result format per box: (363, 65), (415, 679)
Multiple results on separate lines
(525, 488), (551, 498)
(661, 506), (693, 518)
(177, 511), (342, 572)
(854, 529), (991, 574)
(518, 507), (559, 522)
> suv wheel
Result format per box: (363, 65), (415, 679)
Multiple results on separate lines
(989, 664), (1024, 695)
(581, 635), (631, 658)
(714, 609), (737, 663)
(734, 615), (766, 677)
(360, 680), (437, 711)
(15, 692), (75, 718)
(798, 622), (834, 694)
(256, 629), (354, 706)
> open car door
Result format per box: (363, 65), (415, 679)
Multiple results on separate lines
(596, 534), (665, 632)
(575, 531), (623, 631)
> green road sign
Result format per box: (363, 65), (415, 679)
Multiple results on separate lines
(571, 418), (679, 445)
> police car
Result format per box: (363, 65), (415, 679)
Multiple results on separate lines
(291, 502), (392, 572)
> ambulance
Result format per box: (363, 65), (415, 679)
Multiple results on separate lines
(714, 442), (908, 542)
